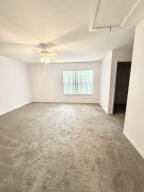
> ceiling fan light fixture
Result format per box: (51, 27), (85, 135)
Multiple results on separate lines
(39, 48), (58, 64)
(40, 54), (51, 64)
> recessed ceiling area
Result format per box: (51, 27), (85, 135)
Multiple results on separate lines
(0, 0), (144, 63)
(92, 0), (138, 28)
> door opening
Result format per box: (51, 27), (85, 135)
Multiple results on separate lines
(113, 62), (131, 114)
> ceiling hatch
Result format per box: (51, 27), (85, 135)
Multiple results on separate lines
(90, 0), (140, 30)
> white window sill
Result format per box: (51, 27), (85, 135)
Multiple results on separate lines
(63, 93), (94, 96)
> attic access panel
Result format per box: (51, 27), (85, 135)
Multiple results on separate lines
(92, 0), (138, 29)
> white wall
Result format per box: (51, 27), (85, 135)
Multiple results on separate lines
(29, 62), (101, 103)
(0, 56), (31, 115)
(100, 51), (112, 113)
(124, 20), (144, 158)
(100, 48), (132, 114)
(112, 48), (132, 63)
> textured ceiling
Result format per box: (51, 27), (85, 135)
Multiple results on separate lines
(0, 0), (144, 63)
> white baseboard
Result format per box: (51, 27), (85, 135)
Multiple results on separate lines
(32, 99), (99, 104)
(123, 131), (144, 159)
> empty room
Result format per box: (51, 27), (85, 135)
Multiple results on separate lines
(0, 0), (144, 191)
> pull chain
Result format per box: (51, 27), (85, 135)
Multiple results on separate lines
(107, 26), (112, 49)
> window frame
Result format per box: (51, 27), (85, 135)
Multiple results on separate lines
(62, 69), (94, 95)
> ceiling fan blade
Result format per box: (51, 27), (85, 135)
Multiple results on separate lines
(32, 49), (41, 54)
(36, 42), (55, 49)
(33, 49), (59, 55)
(0, 42), (35, 48)
(0, 41), (56, 50)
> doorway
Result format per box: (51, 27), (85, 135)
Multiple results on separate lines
(113, 62), (131, 114)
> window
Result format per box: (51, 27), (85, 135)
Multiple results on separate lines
(63, 70), (94, 94)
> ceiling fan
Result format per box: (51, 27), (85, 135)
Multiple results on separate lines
(0, 42), (59, 63)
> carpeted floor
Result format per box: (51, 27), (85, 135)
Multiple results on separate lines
(0, 103), (144, 192)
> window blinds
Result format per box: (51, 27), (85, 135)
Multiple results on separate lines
(63, 70), (93, 94)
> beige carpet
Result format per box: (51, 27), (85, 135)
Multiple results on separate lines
(0, 103), (144, 192)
